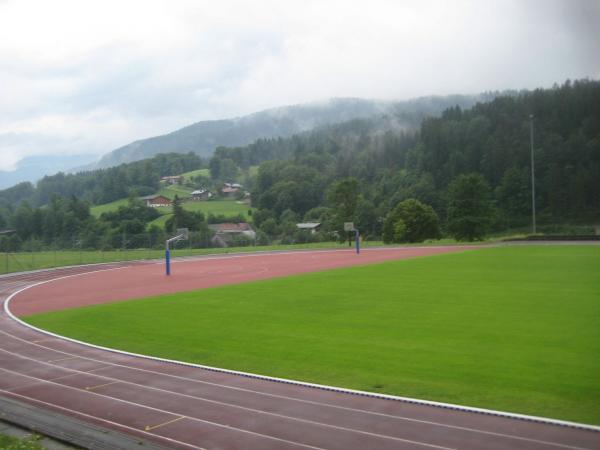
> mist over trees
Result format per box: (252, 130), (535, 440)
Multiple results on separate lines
(244, 79), (599, 240)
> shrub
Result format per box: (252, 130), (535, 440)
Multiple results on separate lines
(383, 199), (440, 243)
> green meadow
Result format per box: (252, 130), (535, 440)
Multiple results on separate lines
(90, 198), (131, 217)
(24, 245), (600, 424)
(180, 168), (210, 181)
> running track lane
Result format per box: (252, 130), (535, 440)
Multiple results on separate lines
(0, 248), (598, 450)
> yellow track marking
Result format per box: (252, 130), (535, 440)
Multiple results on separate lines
(144, 416), (185, 431)
(85, 381), (120, 391)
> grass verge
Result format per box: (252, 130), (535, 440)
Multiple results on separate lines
(23, 245), (600, 424)
(0, 433), (46, 450)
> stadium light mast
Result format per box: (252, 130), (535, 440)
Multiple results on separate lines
(529, 114), (536, 235)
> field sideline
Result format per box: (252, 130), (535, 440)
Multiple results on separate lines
(23, 245), (600, 425)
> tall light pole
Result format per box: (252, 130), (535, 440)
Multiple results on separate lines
(529, 114), (536, 234)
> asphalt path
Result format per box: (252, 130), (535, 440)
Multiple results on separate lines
(1, 247), (599, 449)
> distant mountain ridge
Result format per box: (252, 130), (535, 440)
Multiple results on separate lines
(87, 95), (493, 170)
(0, 154), (99, 190)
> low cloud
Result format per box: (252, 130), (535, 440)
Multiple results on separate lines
(0, 0), (598, 171)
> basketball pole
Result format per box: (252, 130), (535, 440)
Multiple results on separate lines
(344, 222), (360, 255)
(165, 243), (171, 275)
(165, 229), (188, 276)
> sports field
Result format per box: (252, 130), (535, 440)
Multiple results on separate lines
(23, 245), (600, 424)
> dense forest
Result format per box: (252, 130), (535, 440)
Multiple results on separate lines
(217, 79), (600, 238)
(1, 79), (598, 250)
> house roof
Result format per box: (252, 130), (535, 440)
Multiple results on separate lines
(208, 223), (253, 233)
(221, 187), (239, 193)
(296, 222), (321, 229)
(139, 195), (170, 201)
(191, 190), (207, 195)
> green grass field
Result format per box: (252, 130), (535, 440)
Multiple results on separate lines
(23, 245), (600, 424)
(147, 213), (172, 229)
(248, 165), (259, 177)
(157, 185), (193, 199)
(91, 187), (252, 222)
(182, 199), (252, 217)
(144, 199), (252, 228)
(90, 198), (130, 217)
(181, 168), (210, 181)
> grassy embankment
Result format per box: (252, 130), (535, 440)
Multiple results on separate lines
(90, 183), (253, 229)
(24, 246), (600, 424)
(180, 168), (210, 181)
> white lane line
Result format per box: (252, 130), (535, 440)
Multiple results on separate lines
(0, 327), (595, 449)
(0, 348), (457, 450)
(47, 356), (79, 363)
(85, 381), (120, 391)
(3, 371), (82, 394)
(0, 386), (204, 450)
(164, 245), (473, 266)
(3, 253), (599, 434)
(0, 367), (328, 450)
(1, 264), (128, 296)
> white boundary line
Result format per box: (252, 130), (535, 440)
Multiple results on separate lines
(0, 368), (324, 450)
(0, 343), (588, 449)
(3, 255), (600, 434)
(0, 353), (454, 450)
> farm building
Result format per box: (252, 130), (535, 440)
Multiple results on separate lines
(296, 222), (321, 234)
(139, 195), (172, 208)
(209, 222), (256, 246)
(161, 176), (182, 185)
(191, 189), (212, 201)
(221, 182), (243, 196)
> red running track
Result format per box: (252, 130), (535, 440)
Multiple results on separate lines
(1, 247), (599, 450)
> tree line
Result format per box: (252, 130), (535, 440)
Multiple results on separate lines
(239, 79), (599, 242)
(1, 79), (598, 249)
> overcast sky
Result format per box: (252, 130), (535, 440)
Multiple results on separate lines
(0, 0), (599, 171)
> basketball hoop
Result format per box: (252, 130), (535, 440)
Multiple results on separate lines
(176, 228), (189, 241)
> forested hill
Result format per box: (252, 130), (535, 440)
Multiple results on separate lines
(418, 80), (600, 220)
(0, 153), (204, 209)
(87, 95), (490, 170)
(214, 79), (599, 233)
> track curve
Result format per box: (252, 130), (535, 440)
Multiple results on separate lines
(1, 247), (599, 450)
